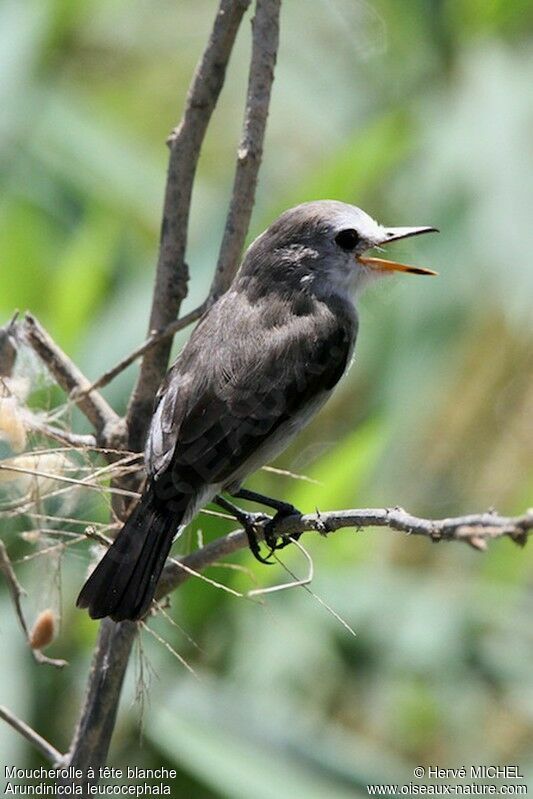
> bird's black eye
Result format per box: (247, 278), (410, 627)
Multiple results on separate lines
(335, 228), (360, 251)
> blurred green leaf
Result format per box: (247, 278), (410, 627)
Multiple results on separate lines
(289, 416), (387, 510)
(0, 199), (62, 314)
(47, 207), (120, 345)
(259, 112), (413, 236)
(148, 694), (372, 799)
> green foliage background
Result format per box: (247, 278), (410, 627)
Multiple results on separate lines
(1, 0), (532, 794)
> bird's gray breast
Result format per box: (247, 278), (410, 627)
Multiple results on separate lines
(221, 386), (334, 492)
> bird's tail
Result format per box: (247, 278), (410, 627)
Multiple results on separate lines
(77, 486), (182, 622)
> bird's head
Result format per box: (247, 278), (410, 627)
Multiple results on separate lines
(240, 200), (438, 300)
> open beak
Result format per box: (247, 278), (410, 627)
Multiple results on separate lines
(358, 225), (439, 276)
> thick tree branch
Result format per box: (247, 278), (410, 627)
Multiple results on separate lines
(126, 0), (251, 451)
(22, 315), (124, 447)
(210, 0), (281, 300)
(0, 705), (63, 765)
(64, 619), (137, 778)
(64, 1), (254, 781)
(157, 507), (533, 598)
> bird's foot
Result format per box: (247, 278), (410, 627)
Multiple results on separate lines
(243, 511), (275, 565)
(214, 494), (273, 564)
(263, 503), (302, 553)
(215, 494), (302, 563)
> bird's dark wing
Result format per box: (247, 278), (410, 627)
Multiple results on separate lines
(145, 289), (357, 491)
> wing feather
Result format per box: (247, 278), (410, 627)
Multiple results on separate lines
(145, 290), (357, 490)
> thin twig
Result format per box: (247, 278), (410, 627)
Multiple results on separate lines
(15, 535), (86, 565)
(164, 555), (245, 598)
(210, 0), (281, 300)
(157, 507), (533, 599)
(139, 621), (198, 678)
(74, 303), (206, 398)
(0, 705), (63, 764)
(25, 417), (96, 449)
(0, 453), (141, 516)
(28, 512), (110, 528)
(0, 540), (67, 668)
(21, 314), (124, 447)
(0, 539), (29, 637)
(5, 444), (140, 459)
(126, 0), (252, 451)
(247, 536), (314, 597)
(0, 463), (140, 500)
(262, 464), (322, 485)
(274, 550), (358, 639)
(154, 602), (205, 653)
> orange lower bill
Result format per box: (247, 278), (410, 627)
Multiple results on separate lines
(358, 255), (438, 276)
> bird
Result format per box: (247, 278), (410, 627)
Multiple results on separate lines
(77, 200), (437, 622)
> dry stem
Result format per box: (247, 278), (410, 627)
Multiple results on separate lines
(126, 0), (252, 450)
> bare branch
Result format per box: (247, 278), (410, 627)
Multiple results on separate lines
(0, 539), (30, 638)
(21, 315), (124, 447)
(126, 0), (252, 451)
(0, 312), (18, 377)
(65, 619), (137, 774)
(270, 507), (533, 544)
(74, 303), (206, 398)
(0, 463), (140, 501)
(210, 0), (281, 300)
(25, 417), (97, 449)
(0, 540), (67, 668)
(65, 9), (254, 773)
(157, 507), (533, 599)
(247, 536), (314, 597)
(0, 705), (63, 764)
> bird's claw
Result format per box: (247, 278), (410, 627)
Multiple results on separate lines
(241, 512), (275, 564)
(263, 505), (302, 554)
(223, 496), (303, 564)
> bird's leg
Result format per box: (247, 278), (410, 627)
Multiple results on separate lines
(229, 488), (302, 552)
(213, 495), (273, 565)
(231, 487), (296, 516)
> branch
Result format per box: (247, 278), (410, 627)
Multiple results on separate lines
(0, 540), (67, 668)
(73, 0), (280, 404)
(157, 507), (533, 598)
(64, 619), (137, 775)
(0, 463), (140, 501)
(64, 2), (254, 779)
(270, 507), (533, 546)
(126, 0), (252, 451)
(210, 0), (281, 300)
(0, 312), (18, 377)
(25, 417), (96, 449)
(73, 303), (206, 397)
(0, 539), (29, 637)
(21, 315), (124, 447)
(0, 705), (63, 765)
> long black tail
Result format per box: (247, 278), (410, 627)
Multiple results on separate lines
(77, 486), (181, 622)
